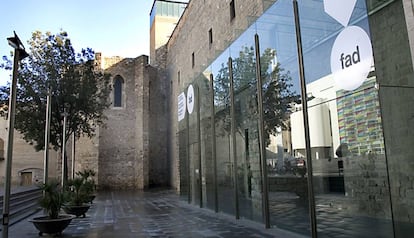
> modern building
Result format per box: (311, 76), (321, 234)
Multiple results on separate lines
(156, 0), (414, 237)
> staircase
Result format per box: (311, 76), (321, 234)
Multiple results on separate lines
(0, 187), (42, 229)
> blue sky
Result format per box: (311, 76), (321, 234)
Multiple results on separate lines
(0, 0), (154, 86)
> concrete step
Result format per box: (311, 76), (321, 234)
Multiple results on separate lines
(0, 187), (42, 230)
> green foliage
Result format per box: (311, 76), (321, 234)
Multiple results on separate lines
(214, 47), (299, 145)
(66, 169), (96, 205)
(38, 180), (64, 219)
(0, 30), (111, 152)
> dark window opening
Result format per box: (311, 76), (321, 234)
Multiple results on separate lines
(230, 0), (236, 21)
(209, 28), (213, 48)
(114, 75), (124, 107)
(192, 52), (195, 69)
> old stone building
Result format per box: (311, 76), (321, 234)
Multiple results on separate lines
(0, 118), (59, 186)
(73, 53), (169, 190)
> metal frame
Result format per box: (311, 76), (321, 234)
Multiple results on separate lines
(210, 74), (219, 213)
(254, 33), (270, 228)
(293, 1), (317, 237)
(228, 57), (240, 219)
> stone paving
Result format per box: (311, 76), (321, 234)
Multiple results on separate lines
(8, 189), (302, 238)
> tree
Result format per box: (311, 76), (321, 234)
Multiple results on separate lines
(0, 30), (111, 181)
(214, 46), (298, 145)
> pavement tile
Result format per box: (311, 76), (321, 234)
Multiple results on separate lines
(7, 189), (301, 238)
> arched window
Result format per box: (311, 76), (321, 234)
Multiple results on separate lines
(113, 75), (124, 107)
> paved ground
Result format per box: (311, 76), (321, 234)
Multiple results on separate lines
(8, 189), (303, 238)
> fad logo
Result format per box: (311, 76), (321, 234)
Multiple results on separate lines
(187, 84), (195, 114)
(325, 0), (373, 91)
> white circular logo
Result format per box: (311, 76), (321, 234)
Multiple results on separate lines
(331, 26), (373, 91)
(187, 85), (195, 114)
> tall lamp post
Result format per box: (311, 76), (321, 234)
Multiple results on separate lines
(43, 87), (52, 185)
(2, 31), (29, 237)
(61, 107), (68, 188)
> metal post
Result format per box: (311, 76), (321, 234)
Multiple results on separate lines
(196, 85), (202, 208)
(228, 57), (239, 219)
(71, 132), (75, 179)
(43, 88), (51, 185)
(2, 47), (20, 238)
(61, 108), (68, 188)
(293, 1), (317, 237)
(210, 73), (218, 213)
(255, 33), (270, 228)
(186, 106), (191, 203)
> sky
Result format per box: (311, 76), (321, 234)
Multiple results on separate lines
(0, 0), (155, 86)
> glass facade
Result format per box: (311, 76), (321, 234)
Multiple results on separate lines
(176, 0), (414, 237)
(150, 0), (187, 27)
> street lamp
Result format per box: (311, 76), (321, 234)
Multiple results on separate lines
(2, 31), (28, 238)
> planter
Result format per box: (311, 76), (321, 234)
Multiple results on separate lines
(63, 204), (90, 218)
(29, 214), (75, 236)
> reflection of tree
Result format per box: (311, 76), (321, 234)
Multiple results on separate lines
(214, 46), (298, 145)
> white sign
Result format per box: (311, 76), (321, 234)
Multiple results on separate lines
(324, 0), (356, 27)
(331, 26), (373, 91)
(187, 85), (195, 114)
(325, 0), (373, 91)
(178, 92), (186, 121)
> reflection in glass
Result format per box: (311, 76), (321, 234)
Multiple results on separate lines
(211, 50), (236, 216)
(177, 0), (404, 237)
(298, 0), (394, 237)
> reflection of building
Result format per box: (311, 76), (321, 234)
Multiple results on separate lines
(291, 97), (333, 159)
(336, 77), (384, 155)
(289, 74), (384, 159)
(158, 0), (414, 237)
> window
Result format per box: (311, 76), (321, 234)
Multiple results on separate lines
(0, 138), (4, 160)
(230, 0), (236, 21)
(113, 75), (124, 107)
(209, 28), (213, 49)
(192, 52), (195, 69)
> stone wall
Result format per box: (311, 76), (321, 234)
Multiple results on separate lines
(343, 155), (391, 218)
(75, 129), (100, 185)
(0, 118), (58, 185)
(165, 0), (276, 191)
(148, 60), (170, 187)
(96, 55), (151, 190)
(369, 0), (414, 223)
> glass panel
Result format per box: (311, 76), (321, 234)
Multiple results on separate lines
(298, 0), (394, 237)
(187, 83), (201, 207)
(168, 2), (173, 16)
(256, 0), (310, 236)
(210, 49), (236, 216)
(228, 27), (263, 222)
(178, 85), (190, 202)
(366, 0), (394, 12)
(162, 2), (168, 16)
(178, 122), (189, 201)
(196, 74), (215, 210)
